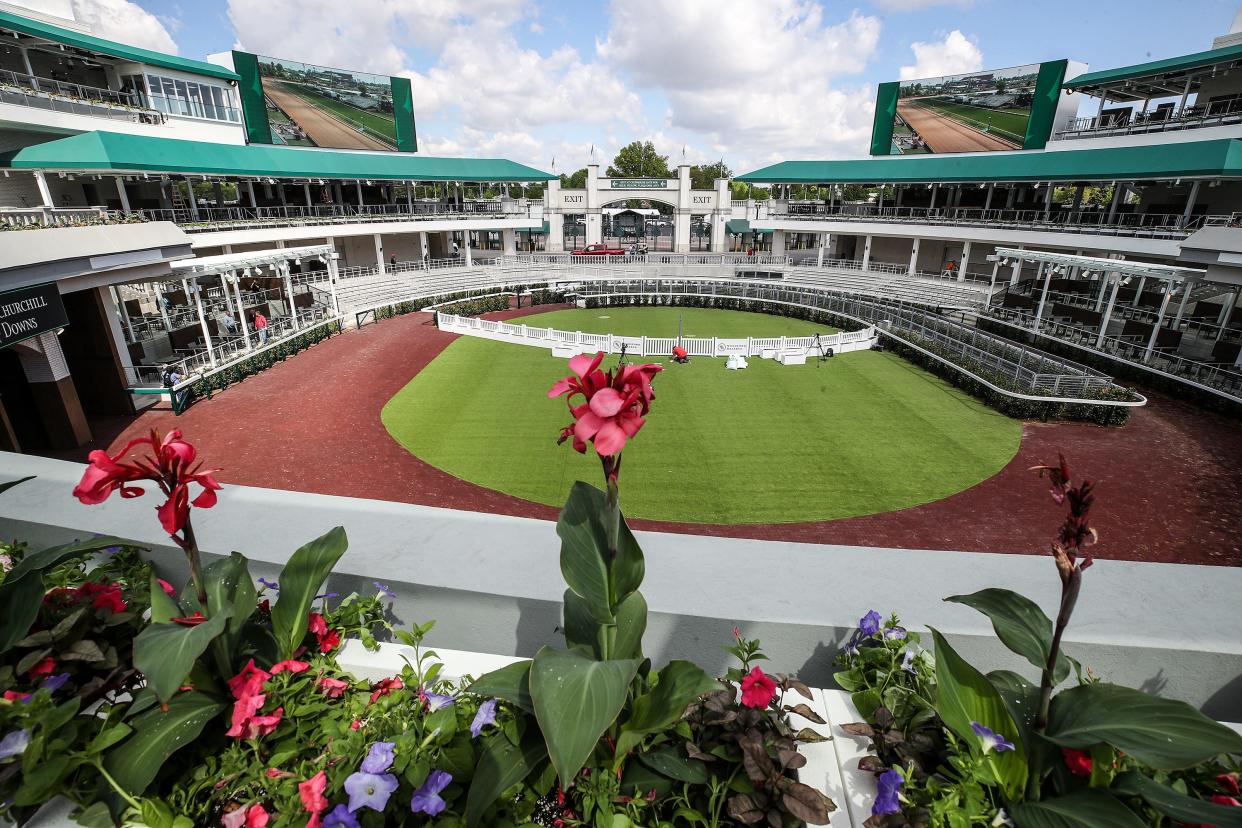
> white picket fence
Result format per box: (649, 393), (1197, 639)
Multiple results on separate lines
(436, 312), (877, 359)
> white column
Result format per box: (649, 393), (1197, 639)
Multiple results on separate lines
(983, 183), (995, 213)
(1009, 257), (1022, 285)
(282, 262), (299, 330)
(1143, 286), (1173, 362)
(1043, 183), (1054, 219)
(113, 177), (131, 213)
(153, 281), (171, 331)
(1180, 180), (1201, 228)
(502, 228), (517, 256)
(186, 179), (200, 221)
(1096, 277), (1122, 347)
(770, 230), (786, 257)
(959, 241), (972, 281)
(928, 184), (938, 210)
(1132, 276), (1146, 307)
(188, 279), (217, 368)
(861, 235), (873, 270)
(465, 237), (473, 266)
(817, 234), (826, 266)
(231, 272), (252, 349)
(355, 181), (365, 208)
(32, 171), (53, 208)
(1173, 280), (1192, 326)
(1215, 289), (1238, 343)
(110, 286), (136, 342)
(1034, 262), (1053, 330)
(374, 234), (385, 275)
(303, 183), (313, 208)
(907, 237), (920, 276)
(246, 180), (258, 208)
(1107, 183), (1123, 222)
(326, 254), (341, 316)
(986, 260), (999, 308)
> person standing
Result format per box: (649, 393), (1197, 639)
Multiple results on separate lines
(253, 311), (268, 345)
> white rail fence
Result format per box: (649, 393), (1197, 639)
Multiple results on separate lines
(436, 312), (877, 359)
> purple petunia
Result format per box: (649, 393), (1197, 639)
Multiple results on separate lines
(0, 730), (29, 761)
(257, 578), (279, 591)
(872, 768), (903, 815)
(315, 592), (340, 601)
(343, 771), (399, 813)
(470, 699), (498, 738)
(423, 691), (454, 711)
(883, 627), (907, 641)
(971, 721), (1015, 754)
(323, 804), (360, 828)
(858, 610), (883, 637)
(409, 769), (452, 816)
(901, 650), (918, 675)
(373, 581), (396, 599)
(360, 741), (395, 774)
(41, 673), (71, 694)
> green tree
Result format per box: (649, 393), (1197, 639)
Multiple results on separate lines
(523, 183), (545, 199)
(560, 168), (588, 189)
(607, 141), (671, 179)
(689, 161), (732, 189)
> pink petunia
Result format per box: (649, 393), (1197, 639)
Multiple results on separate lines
(299, 771), (328, 820)
(318, 677), (349, 698)
(269, 660), (310, 675)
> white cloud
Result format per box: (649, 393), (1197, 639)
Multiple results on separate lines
(874, 0), (974, 10)
(898, 30), (983, 80)
(70, 0), (179, 53)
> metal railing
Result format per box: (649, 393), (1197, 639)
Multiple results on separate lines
(766, 203), (1222, 238)
(140, 200), (535, 232)
(0, 69), (165, 124)
(0, 206), (115, 228)
(1054, 99), (1242, 141)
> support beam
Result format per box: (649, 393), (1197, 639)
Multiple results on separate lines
(861, 235), (872, 270)
(282, 262), (299, 330)
(231, 272), (252, 349)
(907, 238), (920, 277)
(115, 177), (131, 213)
(1143, 286), (1173, 363)
(32, 171), (53, 208)
(1215, 289), (1239, 343)
(1033, 262), (1053, 330)
(326, 253), (340, 316)
(356, 181), (365, 208)
(246, 180), (258, 208)
(986, 261), (999, 308)
(1180, 180), (1201, 228)
(1173, 281), (1192, 326)
(1096, 277), (1122, 348)
(153, 281), (171, 331)
(186, 178), (199, 221)
(304, 183), (313, 208)
(188, 278), (217, 368)
(983, 183), (994, 213)
(110, 286), (135, 343)
(374, 234), (386, 275)
(959, 241), (972, 282)
(1132, 276), (1146, 307)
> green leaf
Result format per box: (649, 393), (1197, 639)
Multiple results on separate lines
(105, 691), (225, 795)
(73, 801), (115, 828)
(148, 572), (180, 624)
(529, 646), (639, 785)
(465, 728), (548, 828)
(616, 661), (717, 761)
(1009, 789), (1146, 828)
(946, 588), (1070, 684)
(557, 483), (614, 623)
(1111, 771), (1242, 827)
(929, 628), (1028, 800)
(204, 552), (257, 658)
(86, 723), (134, 755)
(988, 670), (1058, 777)
(0, 572), (46, 653)
(635, 745), (709, 784)
(563, 588), (601, 656)
(613, 591), (647, 662)
(1045, 683), (1242, 770)
(133, 610), (231, 703)
(0, 475), (33, 495)
(271, 527), (348, 660)
(467, 660), (533, 713)
(5, 535), (133, 585)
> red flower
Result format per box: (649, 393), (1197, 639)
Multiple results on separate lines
(226, 692), (266, 739)
(171, 611), (207, 626)
(1219, 774), (1241, 797)
(318, 677), (349, 698)
(157, 579), (176, 596)
(27, 656), (56, 679)
(72, 429), (221, 541)
(269, 660), (310, 675)
(243, 707), (283, 739)
(1212, 795), (1240, 807)
(370, 676), (403, 704)
(79, 582), (126, 614)
(244, 805), (269, 828)
(1062, 748), (1092, 777)
(307, 612), (327, 636)
(317, 628), (340, 654)
(299, 771), (328, 818)
(350, 719), (361, 731)
(306, 612), (339, 653)
(549, 352), (662, 457)
(228, 660), (271, 700)
(739, 666), (777, 709)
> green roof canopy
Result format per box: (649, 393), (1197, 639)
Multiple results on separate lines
(725, 219), (771, 235)
(736, 139), (1242, 185)
(0, 10), (238, 82)
(1064, 43), (1242, 98)
(1, 131), (556, 182)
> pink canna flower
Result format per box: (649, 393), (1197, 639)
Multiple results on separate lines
(548, 352), (661, 459)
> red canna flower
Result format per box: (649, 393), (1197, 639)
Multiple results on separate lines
(171, 611), (207, 626)
(72, 429), (221, 542)
(1211, 794), (1240, 807)
(739, 666), (777, 709)
(1218, 773), (1241, 797)
(369, 676), (403, 704)
(27, 656), (56, 679)
(1033, 456), (1097, 584)
(1062, 748), (1092, 777)
(78, 582), (126, 614)
(549, 352), (662, 458)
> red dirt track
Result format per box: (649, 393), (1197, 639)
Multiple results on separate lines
(897, 100), (1020, 153)
(98, 308), (1242, 566)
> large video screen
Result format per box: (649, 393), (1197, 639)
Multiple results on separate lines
(869, 60), (1075, 156)
(233, 51), (417, 152)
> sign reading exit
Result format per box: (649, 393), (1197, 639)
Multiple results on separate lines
(608, 179), (671, 189)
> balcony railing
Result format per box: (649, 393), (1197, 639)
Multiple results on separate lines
(1054, 98), (1242, 141)
(138, 201), (538, 232)
(766, 203), (1226, 239)
(0, 68), (165, 124)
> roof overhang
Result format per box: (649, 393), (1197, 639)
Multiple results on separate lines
(1063, 43), (1242, 102)
(171, 244), (334, 278)
(990, 247), (1206, 282)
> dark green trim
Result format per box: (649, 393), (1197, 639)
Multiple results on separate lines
(870, 82), (899, 156)
(232, 51), (271, 146)
(1023, 60), (1067, 150)
(1064, 42), (1242, 91)
(391, 77), (418, 153)
(0, 10), (238, 81)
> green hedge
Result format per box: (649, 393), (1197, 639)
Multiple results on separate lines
(189, 320), (342, 405)
(587, 293), (1134, 425)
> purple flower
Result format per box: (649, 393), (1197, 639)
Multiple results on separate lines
(41, 673), (71, 694)
(373, 581), (396, 599)
(103, 546), (121, 556)
(883, 627), (907, 641)
(323, 804), (360, 828)
(343, 771), (398, 813)
(315, 592), (340, 601)
(0, 730), (29, 761)
(900, 650), (918, 675)
(971, 722), (1015, 753)
(872, 768), (903, 815)
(360, 741), (396, 774)
(257, 578), (279, 591)
(470, 699), (498, 738)
(409, 769), (452, 816)
(423, 691), (454, 711)
(858, 610), (882, 637)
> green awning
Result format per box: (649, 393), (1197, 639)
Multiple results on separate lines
(523, 221), (549, 234)
(725, 219), (772, 235)
(1, 131), (557, 182)
(0, 10), (239, 81)
(1064, 42), (1242, 93)
(735, 138), (1242, 185)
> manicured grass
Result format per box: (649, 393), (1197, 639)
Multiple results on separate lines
(381, 308), (1021, 524)
(914, 98), (1029, 142)
(280, 83), (398, 144)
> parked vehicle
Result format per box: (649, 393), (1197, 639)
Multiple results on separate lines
(570, 243), (626, 255)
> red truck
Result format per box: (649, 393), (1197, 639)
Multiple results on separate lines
(570, 243), (626, 255)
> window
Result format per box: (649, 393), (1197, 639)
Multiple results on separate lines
(145, 73), (237, 122)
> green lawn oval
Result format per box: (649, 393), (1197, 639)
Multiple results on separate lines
(381, 307), (1021, 524)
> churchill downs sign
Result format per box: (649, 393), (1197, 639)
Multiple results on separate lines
(0, 282), (69, 349)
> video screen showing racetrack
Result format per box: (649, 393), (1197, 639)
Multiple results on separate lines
(255, 55), (404, 151)
(893, 63), (1039, 154)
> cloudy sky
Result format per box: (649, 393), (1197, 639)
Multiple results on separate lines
(59, 0), (1242, 173)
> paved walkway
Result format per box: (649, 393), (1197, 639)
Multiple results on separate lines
(92, 306), (1242, 566)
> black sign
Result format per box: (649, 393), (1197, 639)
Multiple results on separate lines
(0, 282), (69, 350)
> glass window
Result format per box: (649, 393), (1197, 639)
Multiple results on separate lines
(143, 73), (235, 122)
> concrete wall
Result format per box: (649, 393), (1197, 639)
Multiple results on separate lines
(1, 452), (1239, 720)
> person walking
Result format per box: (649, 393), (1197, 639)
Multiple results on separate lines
(252, 311), (268, 345)
(389, 253), (397, 269)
